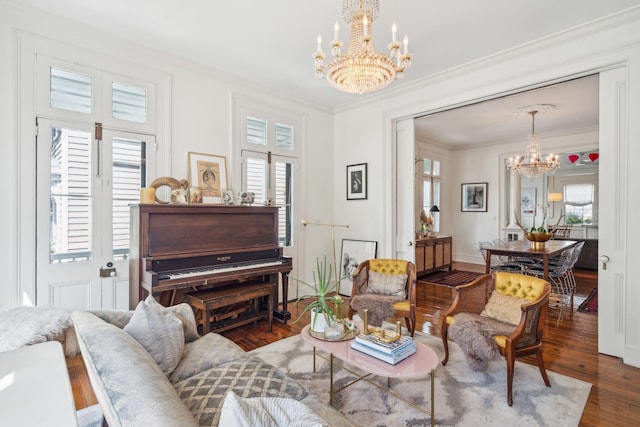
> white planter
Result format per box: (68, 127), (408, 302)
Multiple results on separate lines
(310, 308), (330, 333)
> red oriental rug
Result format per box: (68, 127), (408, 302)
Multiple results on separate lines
(577, 288), (598, 314)
(419, 269), (485, 287)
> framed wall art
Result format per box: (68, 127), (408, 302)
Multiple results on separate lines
(188, 152), (228, 204)
(521, 187), (536, 216)
(346, 163), (367, 200)
(338, 238), (377, 296)
(461, 182), (488, 212)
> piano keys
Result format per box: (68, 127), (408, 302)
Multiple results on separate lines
(129, 204), (292, 324)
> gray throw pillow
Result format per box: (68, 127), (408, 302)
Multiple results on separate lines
(366, 270), (407, 296)
(124, 295), (185, 374)
(219, 391), (328, 427)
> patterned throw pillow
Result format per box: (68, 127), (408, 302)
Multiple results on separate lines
(124, 295), (185, 375)
(480, 290), (528, 325)
(366, 270), (407, 296)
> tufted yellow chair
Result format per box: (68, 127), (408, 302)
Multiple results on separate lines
(347, 259), (417, 336)
(440, 272), (551, 406)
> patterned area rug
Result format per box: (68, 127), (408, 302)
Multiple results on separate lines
(419, 269), (485, 287)
(578, 288), (598, 314)
(251, 329), (591, 427)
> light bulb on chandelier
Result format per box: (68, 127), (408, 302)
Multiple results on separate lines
(313, 0), (412, 95)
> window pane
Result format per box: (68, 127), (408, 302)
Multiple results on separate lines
(112, 82), (147, 123)
(112, 137), (145, 260)
(247, 116), (267, 145)
(246, 157), (267, 203)
(275, 161), (293, 246)
(565, 184), (593, 204)
(432, 160), (441, 176)
(49, 127), (92, 263)
(423, 159), (432, 175)
(275, 123), (294, 150)
(564, 183), (594, 225)
(433, 181), (441, 231)
(422, 179), (432, 210)
(50, 67), (92, 114)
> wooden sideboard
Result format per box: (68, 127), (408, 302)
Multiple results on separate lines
(415, 236), (452, 276)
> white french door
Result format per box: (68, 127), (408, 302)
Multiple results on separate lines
(597, 67), (627, 358)
(395, 118), (416, 262)
(36, 118), (155, 309)
(242, 149), (299, 302)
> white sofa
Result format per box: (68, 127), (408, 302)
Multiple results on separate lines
(72, 304), (354, 427)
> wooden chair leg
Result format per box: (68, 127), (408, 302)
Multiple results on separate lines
(506, 354), (516, 406)
(404, 317), (415, 337)
(441, 324), (450, 365)
(536, 351), (551, 387)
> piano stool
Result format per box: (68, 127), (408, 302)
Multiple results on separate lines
(184, 282), (276, 335)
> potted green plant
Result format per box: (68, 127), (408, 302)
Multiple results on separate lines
(294, 256), (347, 334)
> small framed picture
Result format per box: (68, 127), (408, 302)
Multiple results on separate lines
(188, 152), (228, 204)
(461, 182), (488, 212)
(346, 163), (367, 200)
(521, 187), (536, 216)
(338, 239), (377, 296)
(189, 187), (203, 204)
(222, 189), (234, 205)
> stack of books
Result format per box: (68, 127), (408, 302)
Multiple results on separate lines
(350, 333), (417, 365)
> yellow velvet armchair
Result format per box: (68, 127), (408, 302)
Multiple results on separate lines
(348, 259), (417, 337)
(440, 272), (551, 406)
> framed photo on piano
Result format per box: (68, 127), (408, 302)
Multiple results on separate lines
(188, 152), (228, 204)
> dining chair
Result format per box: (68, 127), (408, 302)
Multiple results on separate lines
(550, 224), (573, 238)
(564, 241), (585, 309)
(479, 241), (524, 273)
(523, 247), (575, 310)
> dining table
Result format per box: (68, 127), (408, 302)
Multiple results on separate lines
(485, 239), (578, 281)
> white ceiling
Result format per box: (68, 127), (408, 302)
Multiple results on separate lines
(9, 0), (639, 145)
(414, 74), (600, 148)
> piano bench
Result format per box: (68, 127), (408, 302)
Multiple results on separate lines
(184, 282), (276, 335)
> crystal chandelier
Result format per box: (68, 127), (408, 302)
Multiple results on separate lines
(509, 105), (559, 179)
(313, 0), (412, 95)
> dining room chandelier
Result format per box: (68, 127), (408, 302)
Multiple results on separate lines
(313, 0), (412, 94)
(509, 104), (559, 179)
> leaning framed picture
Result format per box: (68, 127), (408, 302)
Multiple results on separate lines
(461, 182), (488, 212)
(346, 163), (367, 200)
(338, 239), (377, 296)
(188, 152), (228, 204)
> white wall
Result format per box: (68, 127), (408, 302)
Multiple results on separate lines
(0, 3), (334, 307)
(332, 9), (640, 366)
(451, 130), (599, 265)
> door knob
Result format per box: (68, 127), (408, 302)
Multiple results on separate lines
(599, 255), (609, 270)
(100, 267), (117, 277)
(408, 241), (413, 246)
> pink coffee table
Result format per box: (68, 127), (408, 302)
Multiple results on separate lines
(301, 324), (438, 426)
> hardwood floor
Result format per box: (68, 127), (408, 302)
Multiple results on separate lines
(67, 264), (640, 426)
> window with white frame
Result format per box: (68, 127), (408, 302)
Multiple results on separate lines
(238, 108), (300, 248)
(564, 183), (595, 225)
(43, 62), (155, 262)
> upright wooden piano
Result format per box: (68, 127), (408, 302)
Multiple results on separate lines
(129, 204), (292, 325)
